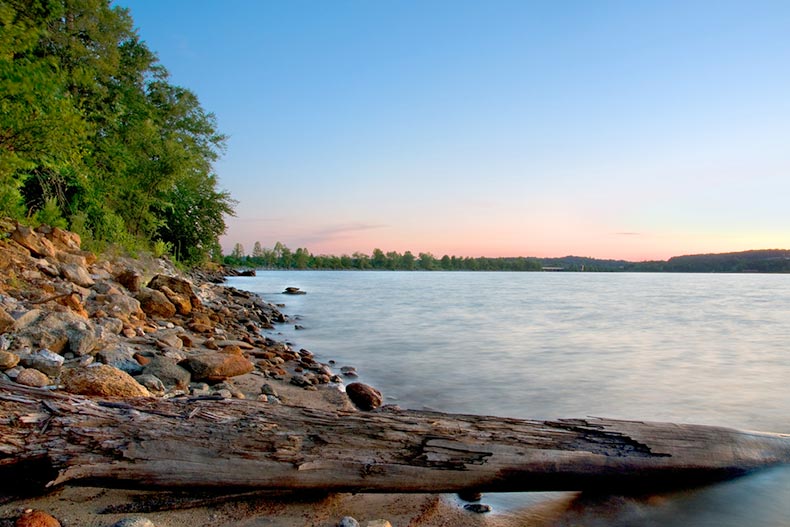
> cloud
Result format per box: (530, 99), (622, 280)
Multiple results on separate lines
(301, 222), (388, 245)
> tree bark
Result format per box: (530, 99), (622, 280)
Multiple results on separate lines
(1, 380), (789, 494)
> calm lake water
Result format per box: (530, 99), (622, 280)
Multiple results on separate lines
(227, 271), (790, 526)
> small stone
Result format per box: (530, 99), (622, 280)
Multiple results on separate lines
(215, 388), (233, 399)
(15, 368), (50, 388)
(260, 383), (278, 397)
(338, 517), (360, 527)
(110, 518), (156, 527)
(15, 509), (61, 527)
(463, 503), (492, 513)
(346, 382), (383, 411)
(135, 374), (166, 394)
(290, 374), (310, 387)
(0, 350), (20, 369)
(365, 521), (392, 527)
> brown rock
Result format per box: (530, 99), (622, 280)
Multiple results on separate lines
(11, 223), (56, 258)
(15, 509), (61, 527)
(346, 382), (383, 411)
(147, 274), (201, 309)
(136, 287), (176, 319)
(159, 285), (192, 315)
(0, 350), (20, 369)
(45, 226), (82, 252)
(62, 364), (150, 397)
(180, 352), (254, 382)
(188, 322), (213, 334)
(133, 352), (151, 366)
(55, 251), (87, 267)
(115, 269), (142, 292)
(0, 306), (14, 333)
(15, 368), (51, 388)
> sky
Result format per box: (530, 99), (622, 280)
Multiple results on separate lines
(116, 0), (790, 261)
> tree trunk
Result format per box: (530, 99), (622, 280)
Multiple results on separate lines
(1, 381), (788, 494)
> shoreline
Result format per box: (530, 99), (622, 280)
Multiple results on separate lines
(0, 220), (545, 527)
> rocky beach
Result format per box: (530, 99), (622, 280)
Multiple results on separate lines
(0, 220), (528, 527)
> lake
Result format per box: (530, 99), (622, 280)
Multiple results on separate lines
(227, 271), (790, 526)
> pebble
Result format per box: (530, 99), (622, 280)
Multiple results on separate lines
(365, 521), (392, 527)
(111, 518), (157, 527)
(338, 517), (360, 527)
(464, 503), (493, 513)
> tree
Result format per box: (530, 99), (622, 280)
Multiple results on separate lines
(231, 243), (245, 259)
(371, 248), (386, 269)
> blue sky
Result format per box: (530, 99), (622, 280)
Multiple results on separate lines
(116, 0), (790, 260)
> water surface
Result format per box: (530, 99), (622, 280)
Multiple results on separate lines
(227, 271), (790, 526)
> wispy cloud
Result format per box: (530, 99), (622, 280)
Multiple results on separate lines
(301, 222), (388, 246)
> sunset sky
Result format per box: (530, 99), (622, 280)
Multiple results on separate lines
(118, 1), (790, 261)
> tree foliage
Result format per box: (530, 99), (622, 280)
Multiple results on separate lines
(0, 0), (234, 264)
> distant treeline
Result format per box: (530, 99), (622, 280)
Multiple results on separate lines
(225, 243), (790, 273)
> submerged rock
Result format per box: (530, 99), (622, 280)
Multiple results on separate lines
(283, 287), (306, 295)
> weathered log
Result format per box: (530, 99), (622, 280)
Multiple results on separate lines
(1, 380), (789, 494)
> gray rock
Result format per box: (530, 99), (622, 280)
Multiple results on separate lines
(97, 346), (143, 375)
(141, 356), (191, 389)
(135, 374), (166, 394)
(12, 310), (97, 356)
(18, 348), (64, 377)
(338, 517), (360, 527)
(97, 317), (124, 336)
(260, 383), (278, 397)
(463, 503), (492, 513)
(111, 517), (157, 527)
(59, 262), (95, 287)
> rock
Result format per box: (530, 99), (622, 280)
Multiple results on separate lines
(341, 366), (358, 378)
(110, 518), (156, 527)
(11, 223), (56, 258)
(0, 307), (15, 333)
(141, 356), (191, 389)
(365, 521), (392, 527)
(0, 350), (20, 369)
(62, 364), (151, 397)
(45, 226), (82, 252)
(135, 287), (176, 319)
(338, 517), (360, 527)
(154, 329), (184, 350)
(18, 349), (64, 377)
(283, 287), (306, 295)
(15, 509), (61, 527)
(147, 275), (201, 310)
(91, 293), (145, 323)
(180, 352), (254, 382)
(346, 382), (383, 411)
(464, 503), (493, 513)
(157, 285), (192, 315)
(97, 346), (143, 375)
(59, 262), (95, 287)
(115, 269), (143, 292)
(15, 368), (51, 388)
(215, 339), (254, 350)
(260, 383), (278, 397)
(13, 310), (97, 356)
(96, 316), (124, 336)
(135, 374), (166, 395)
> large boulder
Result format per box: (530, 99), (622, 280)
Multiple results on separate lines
(62, 364), (150, 397)
(115, 269), (142, 292)
(12, 311), (97, 356)
(135, 287), (176, 319)
(10, 223), (56, 258)
(148, 275), (201, 311)
(180, 351), (254, 382)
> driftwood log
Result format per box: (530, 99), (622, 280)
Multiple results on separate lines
(1, 380), (789, 495)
